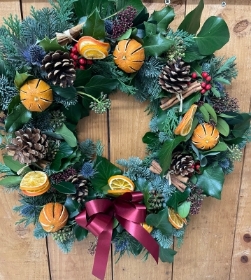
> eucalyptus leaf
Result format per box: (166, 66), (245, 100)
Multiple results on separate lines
(177, 201), (191, 218)
(146, 208), (173, 235)
(148, 6), (175, 33)
(216, 117), (230, 137)
(55, 124), (77, 148)
(178, 0), (204, 34)
(14, 71), (30, 88)
(199, 105), (210, 122)
(83, 8), (105, 40)
(196, 165), (224, 199)
(203, 103), (217, 123)
(53, 182), (76, 194)
(159, 247), (177, 263)
(143, 33), (173, 57)
(159, 136), (185, 174)
(5, 104), (32, 132)
(195, 16), (230, 55)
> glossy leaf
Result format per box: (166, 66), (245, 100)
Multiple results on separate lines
(54, 182), (76, 194)
(232, 113), (251, 138)
(39, 37), (65, 52)
(74, 68), (92, 87)
(144, 22), (157, 35)
(142, 132), (158, 145)
(55, 124), (77, 148)
(5, 104), (32, 132)
(0, 176), (21, 188)
(74, 0), (114, 18)
(14, 71), (30, 88)
(216, 117), (230, 137)
(74, 224), (88, 241)
(50, 142), (74, 171)
(8, 95), (20, 114)
(202, 142), (228, 153)
(3, 155), (31, 173)
(159, 247), (177, 263)
(195, 16), (230, 55)
(83, 9), (105, 40)
(196, 165), (224, 199)
(178, 0), (204, 34)
(146, 208), (173, 235)
(203, 103), (217, 123)
(167, 187), (191, 211)
(84, 75), (119, 95)
(64, 197), (80, 218)
(52, 85), (77, 100)
(199, 105), (210, 122)
(148, 6), (175, 33)
(143, 33), (173, 57)
(135, 178), (150, 209)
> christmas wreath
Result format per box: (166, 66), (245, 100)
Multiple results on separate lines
(0, 0), (250, 279)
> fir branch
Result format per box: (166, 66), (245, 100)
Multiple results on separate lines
(3, 14), (22, 39)
(79, 139), (96, 159)
(161, 107), (179, 138)
(33, 221), (49, 239)
(0, 162), (15, 176)
(54, 236), (74, 253)
(152, 229), (173, 249)
(95, 140), (104, 156)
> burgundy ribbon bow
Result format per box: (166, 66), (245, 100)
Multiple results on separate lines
(75, 192), (159, 280)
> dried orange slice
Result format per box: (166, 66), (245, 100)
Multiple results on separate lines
(20, 79), (53, 112)
(141, 223), (153, 233)
(168, 207), (185, 229)
(77, 36), (110, 59)
(20, 171), (50, 196)
(107, 189), (132, 196)
(174, 104), (198, 136)
(108, 175), (135, 191)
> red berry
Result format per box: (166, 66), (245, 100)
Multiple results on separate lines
(201, 72), (208, 78)
(87, 60), (93, 65)
(205, 84), (211, 90)
(79, 58), (86, 65)
(201, 89), (206, 94)
(206, 76), (212, 82)
(71, 47), (78, 54)
(191, 72), (197, 79)
(70, 53), (75, 59)
(79, 65), (85, 70)
(201, 82), (206, 88)
(73, 54), (78, 61)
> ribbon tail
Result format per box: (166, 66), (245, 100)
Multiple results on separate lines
(92, 220), (113, 280)
(118, 217), (159, 263)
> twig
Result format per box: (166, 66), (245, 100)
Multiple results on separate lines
(55, 23), (85, 45)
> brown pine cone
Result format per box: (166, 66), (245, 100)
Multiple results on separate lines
(41, 50), (76, 88)
(66, 174), (89, 203)
(170, 153), (195, 177)
(6, 128), (48, 164)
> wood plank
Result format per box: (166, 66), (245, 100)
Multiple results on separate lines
(110, 1), (186, 279)
(0, 2), (50, 280)
(173, 1), (250, 279)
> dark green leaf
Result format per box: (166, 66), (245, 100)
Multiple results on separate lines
(195, 16), (230, 55)
(5, 104), (32, 132)
(14, 71), (30, 88)
(74, 224), (88, 241)
(84, 75), (119, 96)
(144, 22), (156, 35)
(74, 68), (92, 87)
(8, 95), (20, 114)
(0, 176), (21, 188)
(148, 6), (175, 33)
(83, 9), (105, 40)
(135, 178), (150, 209)
(203, 103), (217, 123)
(142, 132), (158, 145)
(159, 247), (177, 263)
(146, 208), (173, 235)
(182, 92), (201, 112)
(53, 182), (76, 194)
(183, 43), (206, 63)
(55, 124), (77, 148)
(199, 105), (210, 122)
(63, 103), (86, 124)
(50, 142), (74, 171)
(196, 165), (224, 199)
(202, 142), (228, 153)
(167, 187), (190, 211)
(39, 37), (65, 52)
(64, 196), (80, 218)
(143, 33), (173, 57)
(91, 156), (122, 191)
(232, 113), (251, 138)
(178, 0), (204, 34)
(3, 155), (31, 173)
(116, 0), (145, 13)
(159, 136), (185, 174)
(216, 117), (230, 137)
(52, 85), (77, 100)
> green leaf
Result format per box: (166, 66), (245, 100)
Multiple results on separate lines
(148, 6), (175, 33)
(39, 37), (65, 52)
(144, 22), (156, 35)
(14, 71), (30, 88)
(199, 105), (210, 122)
(5, 104), (32, 132)
(216, 117), (230, 137)
(53, 182), (76, 194)
(202, 141), (228, 153)
(84, 75), (119, 96)
(116, 0), (145, 13)
(0, 176), (21, 188)
(203, 103), (217, 123)
(8, 95), (21, 114)
(74, 0), (111, 18)
(91, 156), (122, 191)
(178, 0), (204, 34)
(55, 124), (77, 148)
(159, 247), (177, 263)
(167, 188), (191, 211)
(196, 165), (224, 199)
(74, 224), (88, 241)
(142, 132), (158, 145)
(52, 85), (77, 100)
(159, 136), (186, 174)
(0, 162), (14, 175)
(135, 178), (150, 210)
(74, 68), (92, 87)
(118, 28), (132, 40)
(143, 33), (173, 57)
(195, 16), (230, 55)
(211, 86), (221, 98)
(232, 113), (251, 138)
(177, 201), (191, 218)
(83, 9), (105, 40)
(50, 142), (74, 171)
(182, 92), (201, 112)
(3, 155), (31, 173)
(183, 43), (206, 63)
(146, 208), (173, 235)
(64, 197), (80, 218)
(63, 103), (86, 124)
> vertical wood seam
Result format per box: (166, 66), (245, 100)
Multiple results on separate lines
(19, 0), (24, 19)
(46, 237), (53, 280)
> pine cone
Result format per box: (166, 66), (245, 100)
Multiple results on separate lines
(148, 189), (165, 211)
(41, 50), (76, 88)
(49, 110), (66, 130)
(67, 174), (88, 203)
(159, 58), (191, 94)
(6, 128), (48, 164)
(46, 139), (60, 161)
(170, 153), (195, 177)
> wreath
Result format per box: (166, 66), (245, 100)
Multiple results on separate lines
(0, 0), (250, 279)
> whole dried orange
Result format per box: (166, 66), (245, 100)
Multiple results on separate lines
(192, 123), (219, 150)
(113, 39), (145, 73)
(39, 202), (68, 233)
(174, 104), (198, 136)
(20, 79), (53, 112)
